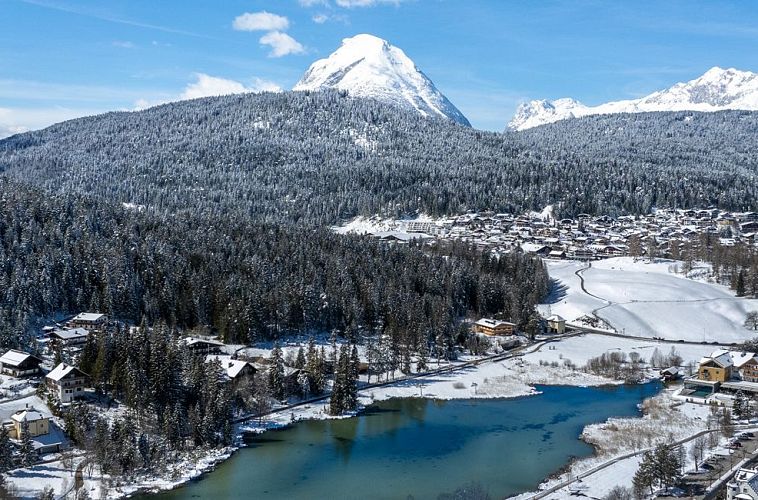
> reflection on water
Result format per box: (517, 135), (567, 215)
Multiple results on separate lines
(146, 383), (659, 500)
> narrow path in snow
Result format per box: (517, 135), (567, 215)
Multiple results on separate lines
(573, 260), (750, 342)
(574, 262), (618, 332)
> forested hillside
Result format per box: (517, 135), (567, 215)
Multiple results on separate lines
(1, 91), (756, 224)
(0, 179), (548, 347)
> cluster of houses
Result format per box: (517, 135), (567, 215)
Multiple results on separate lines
(40, 312), (107, 350)
(357, 208), (758, 260)
(0, 313), (266, 462)
(472, 314), (567, 337)
(683, 349), (758, 398)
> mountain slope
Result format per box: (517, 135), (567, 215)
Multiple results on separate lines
(294, 34), (470, 126)
(0, 91), (756, 223)
(509, 67), (758, 130)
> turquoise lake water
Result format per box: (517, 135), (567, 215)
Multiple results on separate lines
(148, 383), (659, 500)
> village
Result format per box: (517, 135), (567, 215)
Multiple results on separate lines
(337, 207), (758, 260)
(0, 221), (756, 498)
(2, 299), (758, 499)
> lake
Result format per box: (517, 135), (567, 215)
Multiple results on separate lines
(148, 383), (659, 499)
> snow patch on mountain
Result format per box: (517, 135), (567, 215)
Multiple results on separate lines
(294, 34), (470, 126)
(508, 67), (758, 130)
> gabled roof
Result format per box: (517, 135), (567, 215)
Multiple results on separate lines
(71, 312), (105, 323)
(183, 337), (224, 348)
(0, 349), (40, 367)
(547, 314), (565, 322)
(474, 318), (515, 328)
(46, 363), (87, 382)
(49, 328), (89, 340)
(206, 355), (256, 379)
(520, 243), (549, 254)
(700, 349), (733, 369)
(730, 351), (758, 369)
(11, 407), (47, 423)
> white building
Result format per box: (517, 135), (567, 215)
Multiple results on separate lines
(45, 363), (88, 403)
(727, 467), (758, 500)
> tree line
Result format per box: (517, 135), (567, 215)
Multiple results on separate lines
(0, 179), (549, 349)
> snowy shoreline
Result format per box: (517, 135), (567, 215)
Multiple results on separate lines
(120, 357), (637, 499)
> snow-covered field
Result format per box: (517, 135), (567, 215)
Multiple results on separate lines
(523, 333), (715, 369)
(541, 258), (758, 343)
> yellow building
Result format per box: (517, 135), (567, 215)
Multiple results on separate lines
(697, 351), (733, 382)
(9, 407), (49, 440)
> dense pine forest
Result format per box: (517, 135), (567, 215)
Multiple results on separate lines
(0, 179), (549, 347)
(0, 89), (755, 350)
(1, 91), (756, 225)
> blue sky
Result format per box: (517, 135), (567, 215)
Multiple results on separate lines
(2, 0), (758, 135)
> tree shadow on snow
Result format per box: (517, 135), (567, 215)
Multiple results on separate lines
(542, 278), (568, 304)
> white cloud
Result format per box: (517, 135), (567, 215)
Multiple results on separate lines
(259, 31), (305, 57)
(335, 0), (403, 6)
(232, 11), (289, 32)
(299, 0), (329, 6)
(311, 12), (349, 24)
(0, 106), (104, 138)
(249, 77), (284, 93)
(112, 40), (136, 49)
(180, 73), (282, 100)
(0, 74), (282, 137)
(181, 74), (249, 99)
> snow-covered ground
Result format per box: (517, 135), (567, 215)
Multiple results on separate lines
(541, 257), (758, 343)
(523, 333), (715, 369)
(0, 376), (37, 401)
(4, 447), (236, 500)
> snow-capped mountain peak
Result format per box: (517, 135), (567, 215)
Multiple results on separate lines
(507, 66), (758, 130)
(294, 34), (470, 126)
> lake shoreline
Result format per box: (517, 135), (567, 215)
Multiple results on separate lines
(130, 381), (660, 500)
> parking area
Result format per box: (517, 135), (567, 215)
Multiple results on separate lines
(677, 430), (758, 498)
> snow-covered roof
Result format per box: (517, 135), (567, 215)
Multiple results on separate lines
(474, 318), (515, 328)
(10, 406), (47, 423)
(0, 349), (39, 367)
(700, 350), (757, 369)
(520, 243), (549, 253)
(183, 337), (224, 348)
(730, 351), (758, 369)
(46, 363), (85, 382)
(547, 315), (565, 322)
(71, 312), (105, 323)
(700, 349), (734, 368)
(50, 327), (89, 340)
(206, 355), (255, 379)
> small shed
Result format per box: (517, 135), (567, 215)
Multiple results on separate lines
(660, 367), (680, 382)
(546, 315), (566, 334)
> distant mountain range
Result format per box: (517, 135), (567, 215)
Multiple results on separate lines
(508, 67), (758, 130)
(293, 34), (471, 127)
